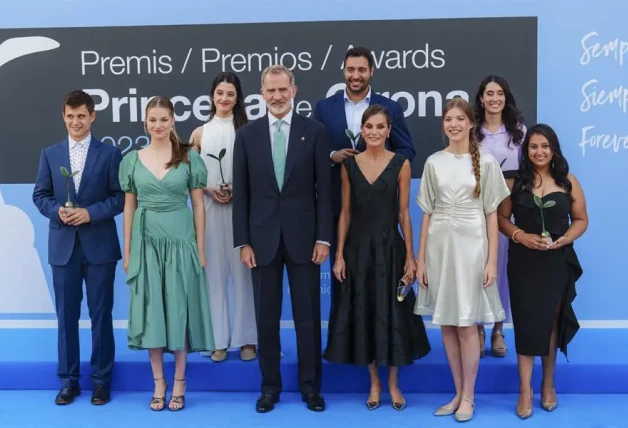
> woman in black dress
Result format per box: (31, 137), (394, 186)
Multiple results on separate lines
(324, 105), (431, 411)
(497, 124), (588, 418)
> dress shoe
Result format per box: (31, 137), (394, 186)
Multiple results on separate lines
(517, 388), (533, 419)
(91, 384), (111, 405)
(303, 393), (325, 412)
(256, 393), (279, 413)
(541, 387), (558, 412)
(454, 398), (475, 422)
(240, 345), (257, 361)
(55, 384), (81, 405)
(211, 349), (227, 362)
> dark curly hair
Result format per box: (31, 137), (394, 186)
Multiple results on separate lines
(519, 123), (572, 198)
(473, 75), (525, 148)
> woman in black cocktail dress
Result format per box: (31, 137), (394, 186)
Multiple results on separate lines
(324, 105), (431, 411)
(497, 124), (588, 419)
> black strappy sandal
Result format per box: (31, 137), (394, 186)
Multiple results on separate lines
(169, 378), (186, 411)
(149, 377), (168, 411)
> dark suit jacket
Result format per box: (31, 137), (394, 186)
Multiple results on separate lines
(232, 112), (332, 267)
(32, 138), (124, 266)
(313, 90), (415, 216)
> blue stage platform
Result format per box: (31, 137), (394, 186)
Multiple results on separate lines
(1, 327), (627, 394)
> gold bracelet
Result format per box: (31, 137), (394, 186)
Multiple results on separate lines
(512, 229), (523, 243)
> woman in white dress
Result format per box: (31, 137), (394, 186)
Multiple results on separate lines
(190, 72), (257, 362)
(414, 98), (510, 422)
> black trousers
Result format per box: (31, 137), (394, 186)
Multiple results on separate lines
(251, 235), (322, 396)
(327, 215), (341, 319)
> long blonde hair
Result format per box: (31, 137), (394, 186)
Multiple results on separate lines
(145, 96), (192, 168)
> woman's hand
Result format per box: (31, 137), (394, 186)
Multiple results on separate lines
(205, 187), (231, 204)
(199, 252), (207, 268)
(415, 258), (428, 289)
(483, 261), (497, 288)
(123, 257), (129, 274)
(518, 233), (551, 251)
(551, 235), (572, 249)
(404, 257), (416, 282)
(332, 257), (346, 282)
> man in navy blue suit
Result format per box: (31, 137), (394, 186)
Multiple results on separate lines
(32, 90), (124, 405)
(313, 46), (415, 305)
(233, 65), (332, 414)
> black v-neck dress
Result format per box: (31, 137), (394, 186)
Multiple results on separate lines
(324, 154), (431, 367)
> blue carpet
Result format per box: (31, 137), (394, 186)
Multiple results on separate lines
(0, 391), (624, 428)
(1, 328), (627, 393)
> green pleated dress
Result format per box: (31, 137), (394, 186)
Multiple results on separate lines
(119, 149), (215, 353)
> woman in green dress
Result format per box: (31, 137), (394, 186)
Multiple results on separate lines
(119, 96), (215, 411)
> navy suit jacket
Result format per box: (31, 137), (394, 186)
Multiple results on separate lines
(32, 138), (124, 266)
(313, 90), (415, 216)
(232, 112), (332, 267)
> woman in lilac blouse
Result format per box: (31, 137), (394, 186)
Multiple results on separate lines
(473, 75), (526, 358)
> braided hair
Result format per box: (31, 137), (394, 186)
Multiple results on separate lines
(443, 98), (481, 198)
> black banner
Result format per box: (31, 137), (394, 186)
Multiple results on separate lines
(0, 17), (537, 183)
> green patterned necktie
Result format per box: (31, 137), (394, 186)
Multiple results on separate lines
(272, 119), (287, 190)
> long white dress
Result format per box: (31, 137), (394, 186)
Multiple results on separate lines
(413, 150), (510, 327)
(199, 115), (257, 351)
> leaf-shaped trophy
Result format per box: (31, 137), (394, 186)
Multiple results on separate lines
(59, 166), (79, 208)
(345, 128), (364, 149)
(206, 148), (231, 198)
(533, 194), (556, 245)
(345, 129), (356, 146)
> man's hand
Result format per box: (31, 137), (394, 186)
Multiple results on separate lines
(331, 148), (360, 164)
(311, 243), (329, 265)
(65, 208), (91, 226)
(240, 245), (257, 269)
(58, 206), (69, 223)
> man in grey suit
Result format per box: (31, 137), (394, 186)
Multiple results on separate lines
(232, 65), (332, 413)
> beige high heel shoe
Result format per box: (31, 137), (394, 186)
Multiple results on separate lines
(516, 388), (533, 419)
(542, 387), (558, 412)
(490, 331), (507, 357)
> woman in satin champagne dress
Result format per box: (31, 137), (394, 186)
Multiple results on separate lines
(414, 98), (510, 422)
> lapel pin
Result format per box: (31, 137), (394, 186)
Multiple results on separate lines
(301, 137), (305, 141)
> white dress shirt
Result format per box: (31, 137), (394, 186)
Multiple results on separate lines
(344, 87), (371, 147)
(330, 87), (371, 160)
(68, 133), (91, 193)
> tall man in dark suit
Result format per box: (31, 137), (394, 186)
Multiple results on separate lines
(233, 65), (332, 414)
(32, 90), (124, 405)
(313, 46), (415, 305)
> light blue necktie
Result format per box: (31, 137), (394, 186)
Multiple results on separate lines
(272, 119), (287, 190)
